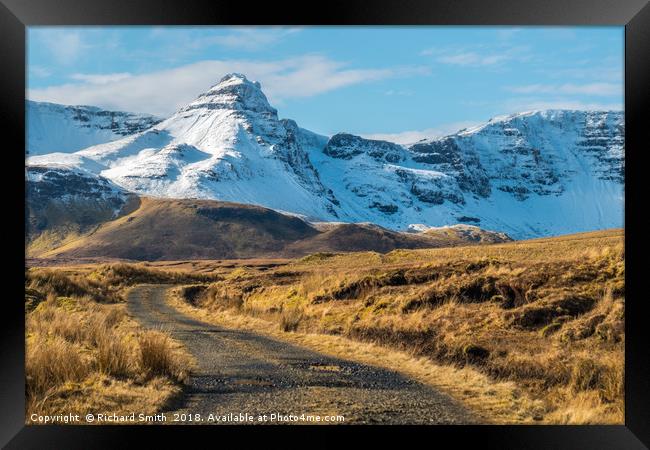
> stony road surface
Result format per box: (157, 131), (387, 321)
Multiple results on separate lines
(127, 284), (476, 425)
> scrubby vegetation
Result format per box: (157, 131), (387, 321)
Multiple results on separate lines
(27, 262), (222, 306)
(175, 229), (624, 424)
(25, 268), (193, 422)
(27, 230), (624, 424)
(85, 263), (222, 287)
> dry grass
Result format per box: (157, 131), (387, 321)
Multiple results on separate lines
(29, 229), (623, 424)
(26, 269), (119, 305)
(138, 331), (189, 381)
(96, 333), (132, 378)
(26, 263), (222, 306)
(279, 307), (303, 332)
(26, 335), (90, 399)
(173, 229), (624, 424)
(88, 263), (222, 287)
(25, 270), (193, 423)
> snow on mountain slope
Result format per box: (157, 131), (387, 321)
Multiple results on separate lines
(30, 74), (339, 220)
(27, 100), (162, 155)
(27, 74), (624, 239)
(314, 110), (623, 238)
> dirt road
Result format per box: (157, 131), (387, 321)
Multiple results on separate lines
(127, 285), (476, 424)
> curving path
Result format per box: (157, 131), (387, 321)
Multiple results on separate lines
(127, 284), (477, 425)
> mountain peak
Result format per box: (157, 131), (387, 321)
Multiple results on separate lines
(213, 72), (262, 90)
(180, 72), (275, 116)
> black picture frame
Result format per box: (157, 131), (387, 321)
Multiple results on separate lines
(3, 0), (649, 448)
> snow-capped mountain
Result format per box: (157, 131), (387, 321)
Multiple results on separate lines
(27, 100), (162, 155)
(28, 74), (338, 220)
(312, 109), (624, 238)
(27, 73), (624, 239)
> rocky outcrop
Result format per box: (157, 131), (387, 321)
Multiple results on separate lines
(26, 165), (134, 237)
(324, 133), (406, 163)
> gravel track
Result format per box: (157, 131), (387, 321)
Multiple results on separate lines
(127, 284), (476, 425)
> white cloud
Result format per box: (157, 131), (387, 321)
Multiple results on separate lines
(29, 66), (51, 78)
(537, 66), (622, 82)
(436, 52), (511, 67)
(70, 73), (132, 85)
(507, 82), (622, 96)
(540, 28), (578, 40)
(423, 44), (530, 68)
(28, 55), (429, 116)
(385, 89), (413, 96)
(147, 27), (302, 53)
(496, 28), (524, 40)
(196, 27), (302, 51)
(361, 121), (481, 145)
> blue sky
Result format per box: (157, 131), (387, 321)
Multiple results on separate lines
(27, 26), (623, 143)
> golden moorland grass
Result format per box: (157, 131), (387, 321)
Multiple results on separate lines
(24, 267), (195, 423)
(170, 229), (624, 424)
(27, 229), (624, 424)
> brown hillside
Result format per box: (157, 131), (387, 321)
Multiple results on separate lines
(35, 197), (318, 260)
(30, 197), (512, 261)
(285, 223), (444, 255)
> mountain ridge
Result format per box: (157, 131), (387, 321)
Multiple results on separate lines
(27, 100), (162, 155)
(27, 73), (624, 239)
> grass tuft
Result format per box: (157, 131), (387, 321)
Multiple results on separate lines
(96, 333), (133, 378)
(279, 307), (303, 332)
(26, 335), (90, 397)
(138, 331), (189, 382)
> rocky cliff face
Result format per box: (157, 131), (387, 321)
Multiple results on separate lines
(324, 133), (406, 163)
(27, 74), (624, 239)
(400, 110), (624, 203)
(309, 109), (624, 238)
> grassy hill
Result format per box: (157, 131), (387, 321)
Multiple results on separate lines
(28, 197), (511, 261)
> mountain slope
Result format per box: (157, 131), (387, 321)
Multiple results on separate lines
(27, 100), (162, 155)
(29, 74), (338, 221)
(27, 74), (624, 239)
(30, 197), (511, 261)
(312, 110), (624, 239)
(26, 164), (139, 253)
